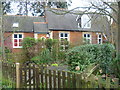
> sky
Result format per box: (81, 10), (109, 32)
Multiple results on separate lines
(70, 0), (89, 9)
(68, 0), (90, 10)
(8, 0), (89, 15)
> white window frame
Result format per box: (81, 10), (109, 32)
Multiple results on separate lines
(98, 34), (102, 44)
(40, 36), (46, 40)
(59, 32), (70, 50)
(81, 15), (91, 28)
(13, 33), (23, 48)
(83, 33), (92, 44)
(34, 33), (38, 39)
(13, 22), (19, 28)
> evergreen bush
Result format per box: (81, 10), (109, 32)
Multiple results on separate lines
(66, 44), (115, 74)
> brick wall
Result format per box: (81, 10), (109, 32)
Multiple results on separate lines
(92, 32), (98, 44)
(4, 32), (13, 50)
(53, 31), (59, 39)
(3, 31), (107, 53)
(52, 31), (105, 45)
(4, 32), (34, 53)
(38, 34), (47, 39)
(70, 31), (83, 46)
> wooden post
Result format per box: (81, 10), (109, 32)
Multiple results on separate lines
(117, 1), (120, 57)
(16, 63), (20, 88)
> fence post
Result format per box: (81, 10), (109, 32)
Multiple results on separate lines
(16, 63), (20, 88)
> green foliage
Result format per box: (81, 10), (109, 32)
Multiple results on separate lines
(111, 57), (120, 79)
(66, 44), (115, 74)
(1, 76), (15, 88)
(31, 48), (52, 64)
(22, 37), (36, 60)
(22, 37), (36, 49)
(45, 39), (54, 51)
(51, 63), (58, 66)
(22, 37), (67, 64)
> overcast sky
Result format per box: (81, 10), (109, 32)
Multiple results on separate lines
(69, 0), (90, 9)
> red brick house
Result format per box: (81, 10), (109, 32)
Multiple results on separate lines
(2, 9), (109, 53)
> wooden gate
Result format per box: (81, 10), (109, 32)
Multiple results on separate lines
(19, 63), (40, 88)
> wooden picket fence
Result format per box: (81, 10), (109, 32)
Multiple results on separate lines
(2, 62), (16, 88)
(2, 62), (120, 89)
(19, 63), (120, 89)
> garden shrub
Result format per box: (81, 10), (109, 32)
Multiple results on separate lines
(66, 44), (115, 74)
(31, 48), (53, 64)
(22, 37), (36, 49)
(22, 37), (36, 60)
(111, 57), (120, 79)
(22, 37), (67, 64)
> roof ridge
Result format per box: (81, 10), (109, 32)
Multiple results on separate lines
(33, 22), (48, 24)
(4, 15), (45, 18)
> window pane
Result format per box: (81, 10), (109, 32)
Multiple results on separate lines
(14, 34), (17, 38)
(60, 33), (63, 37)
(19, 43), (22, 46)
(84, 34), (86, 37)
(65, 38), (68, 41)
(19, 39), (22, 42)
(19, 34), (22, 38)
(65, 33), (68, 37)
(87, 34), (90, 37)
(14, 39), (17, 42)
(99, 39), (101, 44)
(88, 39), (90, 43)
(99, 35), (102, 38)
(61, 38), (64, 41)
(14, 43), (18, 46)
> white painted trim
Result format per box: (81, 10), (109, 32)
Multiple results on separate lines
(103, 33), (108, 40)
(50, 31), (53, 39)
(34, 33), (38, 39)
(13, 22), (19, 28)
(81, 15), (91, 28)
(82, 32), (92, 44)
(59, 31), (70, 50)
(59, 31), (70, 42)
(76, 15), (80, 21)
(97, 33), (103, 44)
(12, 33), (24, 48)
(40, 36), (46, 39)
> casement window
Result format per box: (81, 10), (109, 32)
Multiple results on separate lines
(98, 34), (102, 44)
(13, 22), (19, 28)
(13, 33), (23, 48)
(59, 32), (69, 50)
(40, 36), (46, 40)
(83, 33), (91, 44)
(81, 15), (91, 28)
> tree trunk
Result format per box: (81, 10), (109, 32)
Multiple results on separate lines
(0, 1), (5, 60)
(116, 1), (120, 57)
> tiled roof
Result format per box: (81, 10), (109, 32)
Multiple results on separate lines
(3, 9), (110, 33)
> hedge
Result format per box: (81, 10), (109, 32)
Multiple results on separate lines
(66, 44), (115, 74)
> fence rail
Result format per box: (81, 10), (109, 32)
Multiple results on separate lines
(19, 63), (120, 89)
(2, 62), (120, 89)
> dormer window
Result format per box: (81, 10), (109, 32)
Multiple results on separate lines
(76, 15), (81, 28)
(81, 15), (91, 28)
(13, 22), (19, 28)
